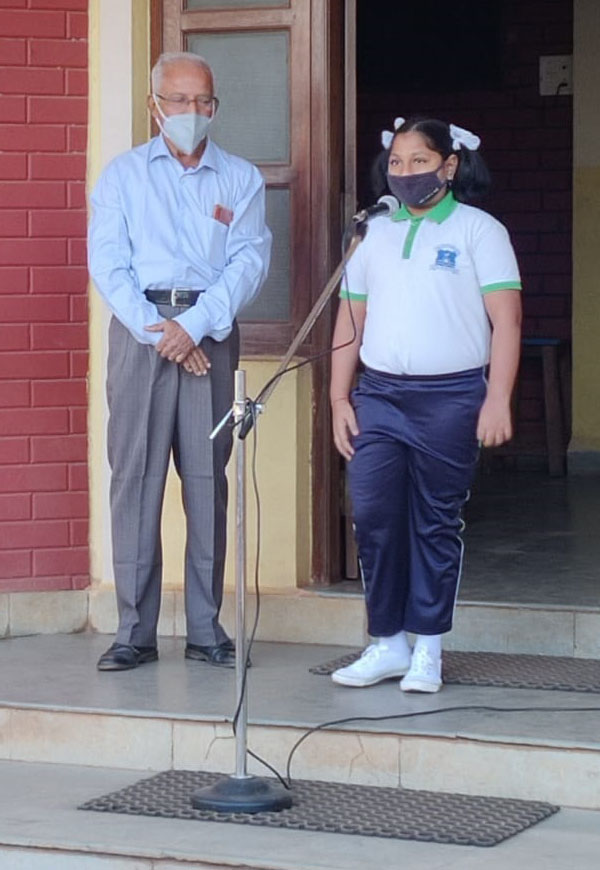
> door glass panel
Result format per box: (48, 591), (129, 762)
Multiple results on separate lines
(187, 31), (289, 163)
(186, 0), (288, 7)
(239, 187), (290, 321)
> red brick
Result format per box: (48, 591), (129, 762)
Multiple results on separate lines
(67, 11), (87, 39)
(0, 463), (66, 493)
(31, 434), (86, 463)
(510, 171), (571, 191)
(536, 319), (570, 340)
(0, 520), (69, 550)
(0, 407), (68, 436)
(31, 323), (87, 350)
(540, 149), (571, 169)
(0, 210), (27, 237)
(30, 265), (87, 294)
(0, 182), (65, 208)
(70, 518), (88, 546)
(33, 546), (88, 576)
(31, 0), (87, 9)
(68, 238), (87, 264)
(539, 233), (571, 253)
(0, 0), (27, 6)
(69, 407), (86, 433)
(33, 491), (88, 519)
(32, 378), (86, 407)
(29, 39), (87, 68)
(0, 351), (69, 380)
(0, 551), (31, 581)
(488, 191), (542, 212)
(503, 213), (561, 233)
(28, 96), (87, 125)
(2, 296), (69, 322)
(0, 437), (29, 464)
(0, 493), (30, 521)
(512, 234), (538, 254)
(0, 380), (30, 405)
(29, 209), (86, 238)
(68, 125), (87, 151)
(518, 253), (571, 275)
(70, 350), (88, 377)
(0, 125), (66, 153)
(71, 574), (90, 590)
(0, 575), (76, 592)
(66, 69), (87, 96)
(0, 326), (29, 352)
(0, 37), (26, 65)
(543, 190), (572, 211)
(68, 463), (87, 490)
(0, 66), (63, 94)
(0, 239), (66, 267)
(543, 274), (570, 294)
(0, 269), (29, 293)
(0, 94), (26, 121)
(67, 181), (85, 208)
(70, 296), (88, 323)
(0, 11), (65, 38)
(30, 153), (86, 180)
(0, 154), (27, 179)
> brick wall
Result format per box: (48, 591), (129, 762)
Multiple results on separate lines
(357, 0), (573, 452)
(0, 0), (89, 592)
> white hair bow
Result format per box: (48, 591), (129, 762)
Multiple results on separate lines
(381, 116), (405, 149)
(449, 124), (481, 151)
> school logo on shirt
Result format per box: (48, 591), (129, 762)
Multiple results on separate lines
(432, 245), (460, 273)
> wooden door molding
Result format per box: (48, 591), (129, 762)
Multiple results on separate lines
(151, 0), (344, 584)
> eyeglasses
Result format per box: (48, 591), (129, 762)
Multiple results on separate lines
(155, 93), (219, 112)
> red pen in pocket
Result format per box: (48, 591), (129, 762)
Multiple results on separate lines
(213, 204), (234, 226)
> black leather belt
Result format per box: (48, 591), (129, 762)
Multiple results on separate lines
(144, 288), (204, 307)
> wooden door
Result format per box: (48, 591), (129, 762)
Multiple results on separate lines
(154, 0), (345, 583)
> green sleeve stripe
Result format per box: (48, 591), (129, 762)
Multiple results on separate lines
(339, 290), (368, 301)
(481, 280), (522, 294)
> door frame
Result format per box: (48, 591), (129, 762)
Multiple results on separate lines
(151, 0), (346, 585)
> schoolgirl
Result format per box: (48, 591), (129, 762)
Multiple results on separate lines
(330, 117), (522, 693)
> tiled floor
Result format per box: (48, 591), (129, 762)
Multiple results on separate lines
(333, 470), (600, 609)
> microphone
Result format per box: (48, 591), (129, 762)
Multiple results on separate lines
(352, 194), (399, 223)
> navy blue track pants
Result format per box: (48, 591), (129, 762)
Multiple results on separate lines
(348, 367), (486, 637)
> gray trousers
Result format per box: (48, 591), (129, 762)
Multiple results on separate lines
(106, 306), (239, 648)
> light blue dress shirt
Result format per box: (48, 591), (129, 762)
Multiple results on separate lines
(88, 135), (272, 345)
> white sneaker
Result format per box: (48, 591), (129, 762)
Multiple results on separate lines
(400, 646), (442, 693)
(331, 643), (411, 687)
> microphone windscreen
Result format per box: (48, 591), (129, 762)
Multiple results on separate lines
(377, 195), (399, 215)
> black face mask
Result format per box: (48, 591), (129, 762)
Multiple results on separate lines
(386, 166), (446, 208)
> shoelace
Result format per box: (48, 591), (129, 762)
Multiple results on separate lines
(410, 646), (438, 675)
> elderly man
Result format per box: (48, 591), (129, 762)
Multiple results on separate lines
(89, 52), (271, 671)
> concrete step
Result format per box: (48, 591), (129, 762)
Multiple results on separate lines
(87, 584), (600, 658)
(1, 635), (600, 812)
(1, 760), (600, 870)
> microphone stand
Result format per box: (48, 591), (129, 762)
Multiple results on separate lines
(190, 223), (366, 814)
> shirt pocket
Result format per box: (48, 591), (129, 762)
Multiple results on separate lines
(187, 213), (229, 270)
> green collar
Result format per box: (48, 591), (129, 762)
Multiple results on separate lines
(391, 191), (458, 224)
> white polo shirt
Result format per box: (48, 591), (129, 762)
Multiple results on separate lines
(340, 193), (521, 376)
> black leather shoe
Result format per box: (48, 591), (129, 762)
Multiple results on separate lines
(185, 640), (248, 669)
(97, 643), (158, 672)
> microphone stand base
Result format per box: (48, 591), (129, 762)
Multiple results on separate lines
(191, 774), (293, 814)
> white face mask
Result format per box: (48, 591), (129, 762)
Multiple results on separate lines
(153, 95), (213, 155)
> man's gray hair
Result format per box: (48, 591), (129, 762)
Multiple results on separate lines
(151, 52), (215, 93)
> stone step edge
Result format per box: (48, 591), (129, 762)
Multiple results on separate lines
(1, 705), (600, 809)
(3, 587), (600, 658)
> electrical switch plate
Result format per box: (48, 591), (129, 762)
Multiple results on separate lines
(539, 55), (573, 96)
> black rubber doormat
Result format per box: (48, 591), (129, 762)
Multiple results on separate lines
(310, 649), (600, 693)
(79, 769), (559, 847)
